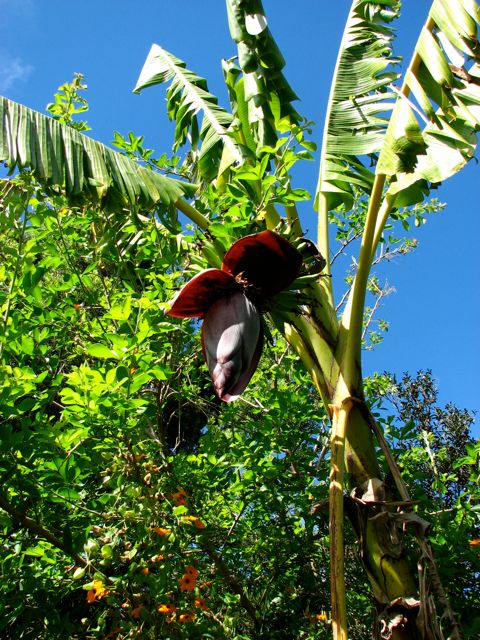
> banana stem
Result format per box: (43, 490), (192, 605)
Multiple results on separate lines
(265, 203), (281, 229)
(338, 174), (385, 391)
(175, 198), (226, 258)
(282, 322), (330, 407)
(329, 397), (353, 640)
(176, 198), (211, 231)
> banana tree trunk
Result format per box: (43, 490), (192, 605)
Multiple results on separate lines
(283, 307), (428, 640)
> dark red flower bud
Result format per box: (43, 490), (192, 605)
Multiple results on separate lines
(166, 231), (302, 401)
(222, 230), (303, 297)
(167, 269), (238, 318)
(202, 292), (262, 402)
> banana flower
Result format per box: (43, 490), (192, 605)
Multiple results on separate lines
(167, 231), (302, 401)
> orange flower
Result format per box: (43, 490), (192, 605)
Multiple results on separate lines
(151, 527), (171, 537)
(194, 596), (208, 611)
(172, 488), (188, 505)
(315, 613), (328, 622)
(158, 603), (176, 614)
(86, 579), (108, 603)
(178, 613), (196, 623)
(181, 515), (197, 522)
(141, 567), (149, 575)
(150, 554), (165, 562)
(181, 515), (205, 529)
(199, 581), (212, 589)
(179, 574), (196, 592)
(185, 565), (199, 579)
(469, 539), (480, 546)
(306, 612), (329, 623)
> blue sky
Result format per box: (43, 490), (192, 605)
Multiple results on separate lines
(1, 1), (479, 431)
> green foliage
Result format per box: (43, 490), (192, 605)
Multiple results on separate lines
(0, 174), (366, 638)
(369, 370), (480, 637)
(315, 0), (400, 212)
(1, 129), (477, 639)
(46, 72), (91, 132)
(0, 90), (195, 212)
(1, 2), (480, 639)
(134, 45), (243, 181)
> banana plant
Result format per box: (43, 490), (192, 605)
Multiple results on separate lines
(1, 0), (479, 638)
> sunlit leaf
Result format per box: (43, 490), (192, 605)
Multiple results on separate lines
(134, 44), (244, 179)
(377, 0), (480, 207)
(0, 96), (195, 211)
(315, 0), (400, 212)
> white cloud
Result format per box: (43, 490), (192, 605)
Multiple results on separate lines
(0, 55), (33, 93)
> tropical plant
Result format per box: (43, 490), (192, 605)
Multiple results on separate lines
(1, 1), (480, 639)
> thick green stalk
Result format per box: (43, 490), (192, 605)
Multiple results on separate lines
(286, 301), (421, 639)
(315, 191), (335, 310)
(175, 198), (226, 259)
(282, 321), (330, 407)
(329, 398), (352, 640)
(370, 198), (393, 264)
(294, 315), (336, 396)
(176, 198), (211, 231)
(265, 203), (281, 229)
(336, 174), (386, 394)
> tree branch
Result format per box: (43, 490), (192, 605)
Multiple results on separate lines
(0, 491), (92, 572)
(202, 541), (261, 628)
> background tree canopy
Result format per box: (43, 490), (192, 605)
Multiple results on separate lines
(0, 2), (479, 639)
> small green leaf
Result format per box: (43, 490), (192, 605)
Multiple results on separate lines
(101, 544), (114, 559)
(24, 547), (44, 557)
(108, 298), (132, 321)
(149, 365), (173, 381)
(73, 567), (86, 580)
(86, 343), (120, 360)
(20, 335), (35, 356)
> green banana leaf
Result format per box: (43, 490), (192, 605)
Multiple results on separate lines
(134, 44), (244, 180)
(315, 0), (400, 213)
(225, 0), (299, 150)
(0, 96), (195, 211)
(377, 0), (480, 207)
